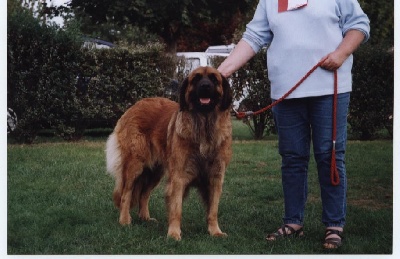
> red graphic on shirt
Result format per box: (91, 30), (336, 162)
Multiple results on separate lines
(278, 0), (307, 13)
(278, 0), (289, 13)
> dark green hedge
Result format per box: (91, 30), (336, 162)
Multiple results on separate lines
(7, 8), (84, 143)
(8, 8), (175, 143)
(351, 44), (394, 140)
(66, 45), (175, 140)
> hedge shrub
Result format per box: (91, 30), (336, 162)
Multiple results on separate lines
(7, 8), (83, 143)
(75, 44), (175, 134)
(8, 8), (175, 143)
(350, 44), (394, 139)
(228, 50), (274, 140)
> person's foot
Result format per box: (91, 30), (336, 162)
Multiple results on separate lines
(323, 227), (344, 249)
(266, 224), (304, 241)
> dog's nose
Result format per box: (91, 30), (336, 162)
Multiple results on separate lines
(200, 83), (211, 89)
(198, 78), (212, 89)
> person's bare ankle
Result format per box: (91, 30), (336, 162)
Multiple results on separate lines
(286, 224), (302, 233)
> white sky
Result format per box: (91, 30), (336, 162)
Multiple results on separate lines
(51, 0), (69, 5)
(48, 0), (70, 26)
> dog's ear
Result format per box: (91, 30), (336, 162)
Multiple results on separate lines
(219, 76), (233, 111)
(179, 77), (189, 111)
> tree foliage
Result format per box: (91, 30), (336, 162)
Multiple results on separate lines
(359, 0), (394, 46)
(68, 0), (254, 52)
(230, 49), (274, 140)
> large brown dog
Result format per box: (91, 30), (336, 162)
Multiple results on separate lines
(106, 66), (232, 240)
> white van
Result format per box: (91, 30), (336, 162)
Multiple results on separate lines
(176, 44), (235, 73)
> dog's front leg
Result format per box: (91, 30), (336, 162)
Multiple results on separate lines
(165, 176), (186, 241)
(207, 163), (227, 238)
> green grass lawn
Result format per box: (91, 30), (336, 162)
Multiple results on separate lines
(7, 123), (393, 255)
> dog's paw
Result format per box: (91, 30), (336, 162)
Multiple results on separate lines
(209, 226), (227, 238)
(167, 233), (181, 241)
(139, 214), (158, 222)
(167, 229), (182, 241)
(211, 232), (228, 238)
(142, 217), (158, 223)
(119, 215), (132, 225)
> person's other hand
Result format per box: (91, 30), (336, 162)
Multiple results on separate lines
(319, 51), (348, 71)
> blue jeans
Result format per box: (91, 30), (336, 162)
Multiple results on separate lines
(271, 93), (350, 228)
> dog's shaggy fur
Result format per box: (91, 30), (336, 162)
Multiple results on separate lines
(106, 66), (232, 240)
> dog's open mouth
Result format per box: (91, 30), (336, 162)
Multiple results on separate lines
(200, 98), (211, 105)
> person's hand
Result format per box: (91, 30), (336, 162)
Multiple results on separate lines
(319, 50), (348, 71)
(319, 30), (366, 71)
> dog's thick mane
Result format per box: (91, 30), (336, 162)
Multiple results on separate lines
(183, 111), (217, 142)
(171, 109), (230, 156)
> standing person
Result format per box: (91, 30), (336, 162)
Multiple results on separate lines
(218, 0), (370, 249)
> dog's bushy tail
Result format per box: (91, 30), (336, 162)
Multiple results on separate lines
(106, 132), (123, 208)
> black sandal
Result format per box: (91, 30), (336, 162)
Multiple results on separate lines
(323, 229), (344, 249)
(266, 224), (304, 241)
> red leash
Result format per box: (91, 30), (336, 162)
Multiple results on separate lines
(234, 61), (340, 186)
(330, 70), (339, 186)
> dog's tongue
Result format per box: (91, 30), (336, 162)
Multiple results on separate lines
(200, 98), (211, 105)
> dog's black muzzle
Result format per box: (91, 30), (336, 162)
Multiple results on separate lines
(196, 78), (215, 98)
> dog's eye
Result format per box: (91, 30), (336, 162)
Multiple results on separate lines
(208, 74), (219, 85)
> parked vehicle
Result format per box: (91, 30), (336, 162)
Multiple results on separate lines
(176, 44), (235, 73)
(205, 44), (235, 54)
(82, 37), (115, 50)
